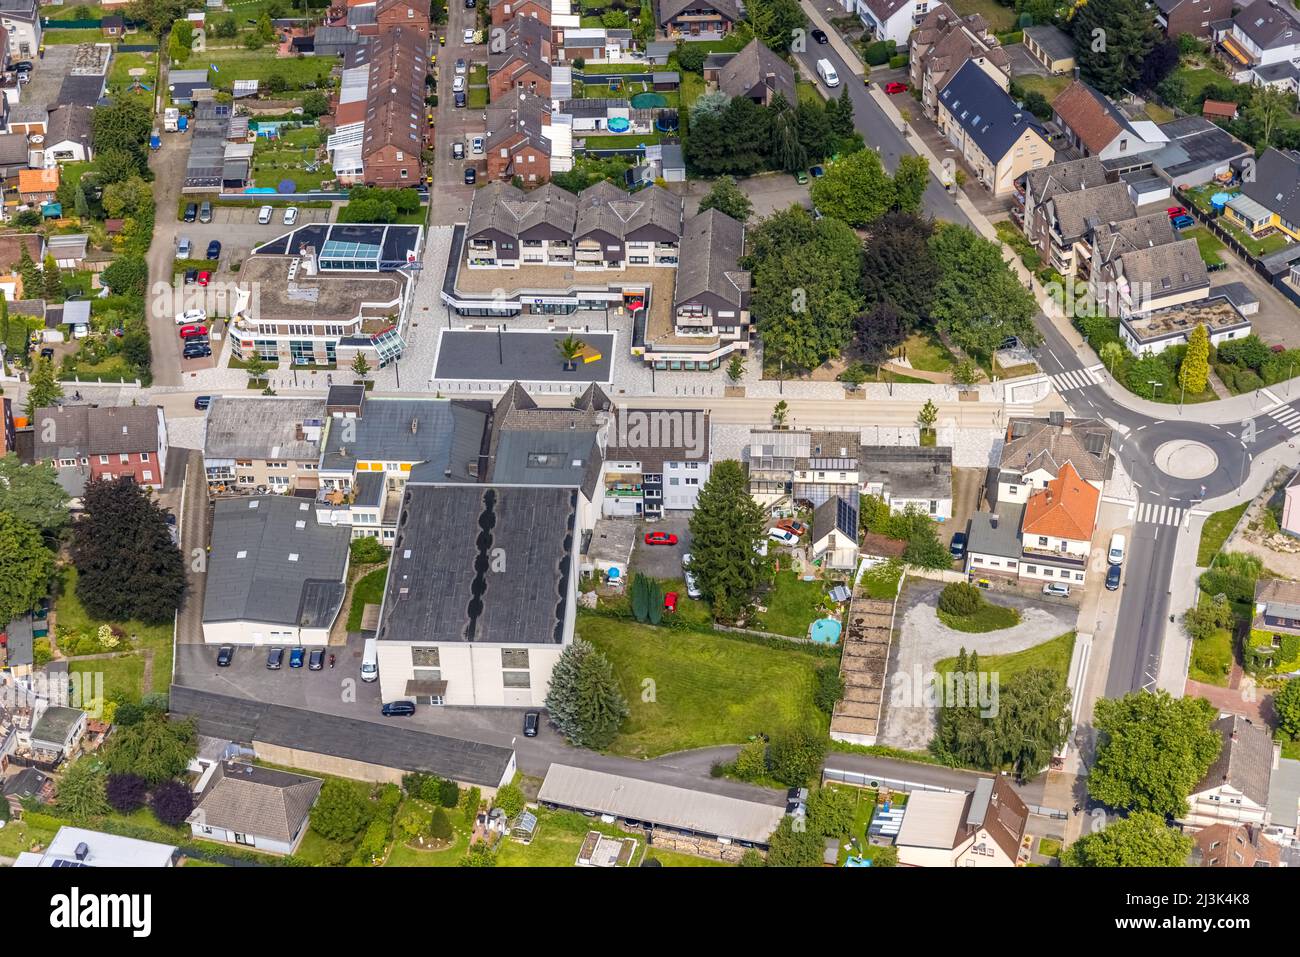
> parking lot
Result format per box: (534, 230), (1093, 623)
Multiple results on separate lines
(628, 514), (693, 580)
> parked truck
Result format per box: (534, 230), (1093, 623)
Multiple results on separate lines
(164, 107), (179, 132)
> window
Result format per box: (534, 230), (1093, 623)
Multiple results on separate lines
(234, 833), (254, 846)
(669, 477), (679, 486)
(1026, 565), (1037, 575)
(412, 647), (440, 667)
(142, 471), (153, 482)
(99, 455), (109, 465)
(400, 169), (408, 178)
(501, 648), (530, 669)
(140, 452), (150, 462)
(503, 671), (531, 688)
(685, 477), (699, 486)
(1037, 536), (1048, 546)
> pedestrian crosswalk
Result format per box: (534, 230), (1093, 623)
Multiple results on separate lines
(1269, 404), (1300, 434)
(1135, 501), (1186, 527)
(1049, 367), (1100, 392)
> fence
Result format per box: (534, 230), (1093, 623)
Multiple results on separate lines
(821, 766), (965, 794)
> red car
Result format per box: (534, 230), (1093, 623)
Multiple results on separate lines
(664, 592), (678, 613)
(644, 531), (678, 546)
(197, 270), (211, 286)
(775, 519), (809, 536)
(1166, 206), (1186, 218)
(884, 82), (908, 94)
(179, 324), (208, 339)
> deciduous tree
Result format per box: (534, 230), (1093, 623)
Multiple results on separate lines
(1179, 323), (1210, 395)
(928, 223), (1037, 358)
(150, 778), (194, 826)
(0, 454), (70, 538)
(697, 175), (753, 223)
(0, 511), (54, 623)
(310, 779), (372, 842)
(1062, 811), (1193, 867)
(809, 148), (895, 226)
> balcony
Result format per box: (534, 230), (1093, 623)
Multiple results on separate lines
(606, 482), (645, 497)
(1021, 545), (1087, 567)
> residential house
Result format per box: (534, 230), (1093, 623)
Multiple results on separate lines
(860, 445), (954, 521)
(657, 0), (740, 39)
(375, 0), (431, 28)
(1184, 715), (1275, 829)
(1021, 24), (1075, 73)
(40, 106), (95, 168)
(0, 394), (13, 455)
(936, 59), (1055, 197)
(1226, 147), (1300, 245)
(998, 413), (1113, 504)
(202, 496), (351, 647)
(202, 396), (328, 495)
(1092, 220), (1209, 316)
(188, 762), (323, 855)
(557, 96), (631, 132)
(17, 168), (58, 206)
(1015, 461), (1100, 586)
(373, 484), (580, 707)
(641, 207), (750, 369)
(1218, 0), (1300, 78)
(313, 392), (492, 545)
(1027, 177), (1136, 278)
(556, 27), (635, 63)
(0, 0), (41, 59)
(1155, 0), (1231, 39)
(810, 495), (861, 571)
(1150, 115), (1253, 188)
(1191, 822), (1284, 866)
(855, 0), (929, 48)
(486, 89), (556, 184)
(910, 5), (1010, 121)
(1051, 80), (1168, 163)
(361, 26), (428, 187)
(895, 777), (1029, 867)
(1248, 578), (1300, 676)
(167, 67), (212, 104)
(47, 233), (89, 269)
(0, 133), (29, 192)
(717, 39), (796, 107)
(488, 15), (553, 101)
(492, 0), (551, 27)
(33, 404), (169, 488)
(0, 232), (43, 300)
(13, 826), (178, 867)
(26, 706), (87, 764)
(748, 429), (862, 508)
(601, 406), (711, 517)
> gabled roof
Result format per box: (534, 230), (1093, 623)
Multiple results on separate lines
(1112, 237), (1208, 299)
(467, 181), (578, 241)
(362, 26), (425, 159)
(938, 59), (1045, 163)
(675, 208), (749, 310)
(1047, 181), (1135, 242)
(1093, 211), (1177, 267)
(190, 763), (323, 844)
(811, 494), (858, 544)
(1052, 80), (1131, 154)
(1001, 416), (1112, 483)
(33, 405), (160, 459)
(1240, 147), (1300, 225)
(717, 39), (796, 104)
(574, 180), (681, 242)
(1021, 461), (1100, 541)
(859, 0), (911, 22)
(1193, 715), (1273, 808)
(656, 0), (740, 26)
(1233, 0), (1300, 51)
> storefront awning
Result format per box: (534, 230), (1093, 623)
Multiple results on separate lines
(406, 679), (448, 697)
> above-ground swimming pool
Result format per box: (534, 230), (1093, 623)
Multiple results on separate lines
(631, 92), (667, 108)
(809, 618), (842, 645)
(607, 117), (630, 132)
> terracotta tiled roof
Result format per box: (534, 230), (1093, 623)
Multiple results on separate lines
(1053, 80), (1121, 154)
(1021, 461), (1099, 541)
(18, 167), (58, 195)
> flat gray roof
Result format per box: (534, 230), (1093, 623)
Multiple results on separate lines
(204, 397), (327, 461)
(538, 764), (786, 844)
(203, 497), (351, 629)
(433, 329), (615, 384)
(319, 398), (488, 479)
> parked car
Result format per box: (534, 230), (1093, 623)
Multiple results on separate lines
(267, 647), (285, 669)
(472, 135), (484, 155)
(884, 82), (909, 94)
(811, 28), (828, 44)
(194, 395), (212, 410)
(196, 270), (211, 286)
(308, 648), (325, 671)
(452, 75), (466, 93)
(464, 166), (476, 185)
(454, 91), (466, 108)
(465, 0), (476, 7)
(39, 346), (54, 360)
(199, 200), (212, 223)
(523, 711), (540, 737)
(949, 531), (967, 559)
(179, 324), (208, 339)
(644, 530), (678, 545)
(452, 141), (465, 159)
(205, 240), (221, 260)
(217, 645), (234, 667)
(455, 58), (467, 76)
(795, 170), (809, 185)
(809, 165), (825, 178)
(176, 237), (192, 259)
(1166, 205), (1186, 218)
(183, 268), (198, 285)
(182, 342), (212, 359)
(1207, 260), (1228, 272)
(12, 61), (32, 74)
(1105, 563), (1122, 591)
(775, 518), (808, 536)
(1171, 214), (1195, 230)
(1108, 532), (1126, 565)
(289, 647), (306, 668)
(768, 527), (798, 546)
(463, 28), (475, 43)
(381, 700), (416, 717)
(663, 591), (679, 613)
(1042, 582), (1071, 598)
(681, 554), (701, 599)
(183, 202), (197, 223)
(257, 205), (274, 224)
(283, 206), (299, 226)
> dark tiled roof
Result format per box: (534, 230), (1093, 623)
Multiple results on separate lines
(1194, 715), (1274, 808)
(1233, 0), (1300, 51)
(605, 407), (710, 472)
(33, 405), (160, 459)
(939, 59), (1046, 162)
(191, 763), (322, 844)
(1047, 181), (1135, 242)
(674, 208), (749, 311)
(657, 0), (739, 25)
(319, 397), (488, 479)
(718, 39), (795, 105)
(1001, 417), (1112, 483)
(1240, 148), (1300, 225)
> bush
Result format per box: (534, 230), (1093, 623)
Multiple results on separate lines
(888, 54), (907, 69)
(438, 778), (460, 809)
(349, 536), (387, 564)
(938, 582), (983, 617)
(149, 779), (193, 827)
(863, 40), (891, 65)
(494, 783), (525, 818)
(814, 663), (845, 714)
(106, 773), (149, 813)
(429, 807), (453, 841)
(767, 727), (826, 787)
(733, 738), (768, 780)
(1192, 635), (1232, 680)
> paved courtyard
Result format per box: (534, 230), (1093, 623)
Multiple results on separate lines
(628, 514), (694, 580)
(878, 578), (1077, 752)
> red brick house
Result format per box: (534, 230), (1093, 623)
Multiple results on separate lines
(361, 26), (428, 187)
(491, 0), (551, 28)
(376, 0), (430, 28)
(1153, 0), (1231, 40)
(488, 16), (553, 100)
(486, 108), (552, 184)
(657, 0), (739, 38)
(33, 405), (169, 489)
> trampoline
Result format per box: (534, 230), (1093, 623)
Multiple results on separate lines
(809, 618), (842, 645)
(631, 92), (667, 108)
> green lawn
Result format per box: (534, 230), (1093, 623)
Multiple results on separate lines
(1171, 67), (1228, 103)
(937, 601), (1022, 633)
(797, 79), (825, 107)
(469, 64), (487, 84)
(1280, 738), (1300, 761)
(468, 87), (488, 109)
(824, 783), (903, 865)
(346, 566), (388, 631)
(680, 69), (705, 112)
(757, 570), (826, 638)
(1013, 73), (1071, 106)
(897, 331), (957, 374)
(1217, 213), (1294, 258)
(578, 611), (827, 757)
(935, 631), (1076, 683)
(204, 53), (335, 92)
(54, 566), (173, 697)
(582, 132), (662, 150)
(1189, 626), (1233, 686)
(861, 560), (903, 600)
(1037, 836), (1062, 858)
(949, 0), (1017, 30)
(43, 28), (106, 44)
(1197, 503), (1248, 565)
(106, 51), (158, 101)
(1181, 225), (1226, 265)
(0, 816), (59, 859)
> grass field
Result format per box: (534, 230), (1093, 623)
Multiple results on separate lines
(897, 332), (957, 374)
(937, 601), (1022, 633)
(205, 53), (335, 92)
(1172, 66), (1229, 103)
(106, 50), (158, 100)
(578, 611), (827, 757)
(797, 79), (825, 107)
(582, 132), (662, 150)
(1197, 503), (1248, 565)
(935, 631), (1076, 683)
(861, 560), (904, 600)
(1013, 73), (1071, 106)
(950, 0), (1017, 30)
(346, 566), (388, 631)
(1189, 625), (1233, 686)
(43, 28), (106, 45)
(1181, 225), (1226, 266)
(757, 569), (826, 638)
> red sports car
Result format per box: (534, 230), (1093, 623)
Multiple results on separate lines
(884, 82), (908, 94)
(644, 531), (678, 546)
(197, 270), (211, 286)
(664, 592), (679, 613)
(775, 519), (809, 536)
(179, 324), (208, 339)
(1166, 206), (1186, 218)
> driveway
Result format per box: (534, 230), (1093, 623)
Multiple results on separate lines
(628, 514), (693, 579)
(429, 7), (482, 225)
(879, 578), (1077, 751)
(676, 172), (811, 220)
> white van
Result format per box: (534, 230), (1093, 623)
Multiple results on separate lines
(360, 638), (378, 682)
(816, 58), (840, 88)
(1107, 533), (1126, 566)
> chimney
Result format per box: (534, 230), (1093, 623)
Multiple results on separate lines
(990, 513), (999, 529)
(410, 417), (419, 434)
(1061, 423), (1072, 436)
(1013, 112), (1022, 125)
(75, 842), (89, 861)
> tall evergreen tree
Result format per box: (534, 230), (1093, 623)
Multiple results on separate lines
(827, 88), (855, 139)
(1071, 0), (1159, 98)
(18, 246), (41, 299)
(24, 357), (63, 417)
(42, 254), (63, 302)
(544, 638), (629, 749)
(686, 459), (773, 621)
(770, 95), (807, 173)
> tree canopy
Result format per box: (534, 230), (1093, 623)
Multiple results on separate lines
(0, 454), (70, 538)
(1071, 0), (1160, 98)
(102, 714), (198, 786)
(928, 223), (1038, 358)
(686, 460), (774, 621)
(1062, 811), (1193, 867)
(697, 175), (753, 223)
(0, 510), (54, 623)
(544, 637), (629, 749)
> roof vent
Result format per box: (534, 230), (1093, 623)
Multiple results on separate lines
(236, 550), (247, 559)
(248, 500), (259, 508)
(288, 553), (299, 562)
(295, 520), (306, 529)
(990, 513), (999, 529)
(410, 417), (419, 434)
(75, 842), (89, 861)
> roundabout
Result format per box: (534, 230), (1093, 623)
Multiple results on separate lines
(1153, 439), (1219, 480)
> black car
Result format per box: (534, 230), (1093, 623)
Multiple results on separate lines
(1105, 563), (1122, 591)
(217, 645), (234, 667)
(206, 240), (222, 260)
(786, 786), (809, 804)
(183, 343), (212, 358)
(183, 202), (197, 223)
(308, 648), (325, 671)
(12, 61), (32, 74)
(465, 0), (476, 6)
(184, 268), (198, 285)
(381, 700), (416, 717)
(523, 711), (540, 737)
(266, 646), (285, 670)
(949, 531), (968, 559)
(39, 346), (54, 360)
(194, 394), (212, 410)
(811, 28), (829, 44)
(454, 90), (466, 108)
(464, 166), (476, 185)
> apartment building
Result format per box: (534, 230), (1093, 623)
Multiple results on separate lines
(997, 413), (1112, 505)
(1218, 0), (1300, 77)
(1185, 715), (1276, 830)
(361, 25), (429, 187)
(202, 397), (327, 495)
(601, 407), (711, 517)
(485, 90), (557, 184)
(855, 0), (930, 47)
(1154, 0), (1231, 40)
(492, 0), (551, 27)
(488, 16), (553, 101)
(748, 429), (863, 509)
(32, 405), (169, 489)
(909, 4), (1010, 121)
